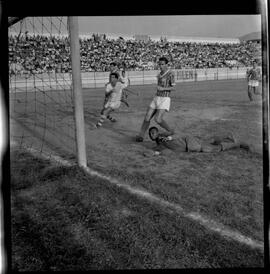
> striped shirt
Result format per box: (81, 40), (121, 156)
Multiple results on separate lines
(247, 67), (261, 81)
(156, 69), (175, 97)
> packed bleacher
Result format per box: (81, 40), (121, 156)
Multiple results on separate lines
(9, 33), (260, 75)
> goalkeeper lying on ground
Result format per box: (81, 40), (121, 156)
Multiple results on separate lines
(146, 126), (254, 156)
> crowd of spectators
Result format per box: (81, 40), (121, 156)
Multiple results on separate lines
(9, 33), (261, 75)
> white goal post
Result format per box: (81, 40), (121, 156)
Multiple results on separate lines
(68, 17), (87, 167)
(9, 16), (88, 167)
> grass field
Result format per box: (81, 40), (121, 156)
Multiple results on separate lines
(9, 79), (265, 269)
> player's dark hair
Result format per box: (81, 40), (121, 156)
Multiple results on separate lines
(110, 72), (119, 79)
(149, 126), (159, 141)
(159, 56), (169, 64)
(110, 62), (117, 66)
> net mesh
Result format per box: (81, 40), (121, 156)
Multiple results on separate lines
(9, 17), (77, 161)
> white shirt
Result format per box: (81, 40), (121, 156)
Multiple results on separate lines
(106, 82), (124, 102)
(121, 75), (130, 88)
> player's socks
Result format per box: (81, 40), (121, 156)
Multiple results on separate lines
(96, 120), (103, 127)
(96, 115), (105, 127)
(107, 115), (117, 122)
(96, 122), (102, 128)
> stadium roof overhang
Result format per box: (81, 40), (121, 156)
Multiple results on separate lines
(8, 17), (25, 27)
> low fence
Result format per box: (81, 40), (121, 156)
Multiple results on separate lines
(9, 67), (249, 92)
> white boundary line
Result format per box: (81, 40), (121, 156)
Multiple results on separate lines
(11, 143), (264, 252)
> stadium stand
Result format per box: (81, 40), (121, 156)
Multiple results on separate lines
(9, 33), (261, 74)
(239, 31), (261, 43)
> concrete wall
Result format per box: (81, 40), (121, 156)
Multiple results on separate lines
(9, 67), (249, 92)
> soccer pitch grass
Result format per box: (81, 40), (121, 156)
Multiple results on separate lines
(10, 79), (264, 269)
(82, 79), (264, 235)
(10, 149), (264, 270)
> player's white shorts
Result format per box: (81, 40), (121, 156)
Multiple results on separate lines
(149, 96), (171, 112)
(104, 100), (121, 110)
(248, 80), (259, 87)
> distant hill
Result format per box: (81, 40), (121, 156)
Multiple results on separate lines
(239, 32), (261, 42)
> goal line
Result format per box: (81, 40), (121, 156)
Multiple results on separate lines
(11, 141), (264, 253)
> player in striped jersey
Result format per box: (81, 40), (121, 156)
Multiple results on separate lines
(246, 61), (261, 101)
(135, 56), (176, 142)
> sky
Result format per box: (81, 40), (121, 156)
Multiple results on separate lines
(78, 15), (261, 39)
(9, 15), (261, 39)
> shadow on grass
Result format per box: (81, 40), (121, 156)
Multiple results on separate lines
(10, 149), (264, 270)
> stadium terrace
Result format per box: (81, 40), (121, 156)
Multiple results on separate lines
(9, 32), (260, 74)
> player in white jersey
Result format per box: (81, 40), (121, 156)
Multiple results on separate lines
(246, 61), (261, 101)
(121, 70), (130, 88)
(120, 70), (131, 107)
(95, 72), (125, 128)
(101, 62), (124, 114)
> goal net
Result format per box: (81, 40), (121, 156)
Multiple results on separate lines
(9, 17), (80, 162)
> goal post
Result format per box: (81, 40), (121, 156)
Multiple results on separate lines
(9, 17), (88, 167)
(68, 16), (87, 167)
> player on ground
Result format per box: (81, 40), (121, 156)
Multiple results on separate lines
(246, 61), (261, 101)
(147, 127), (254, 156)
(95, 72), (125, 128)
(135, 56), (176, 142)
